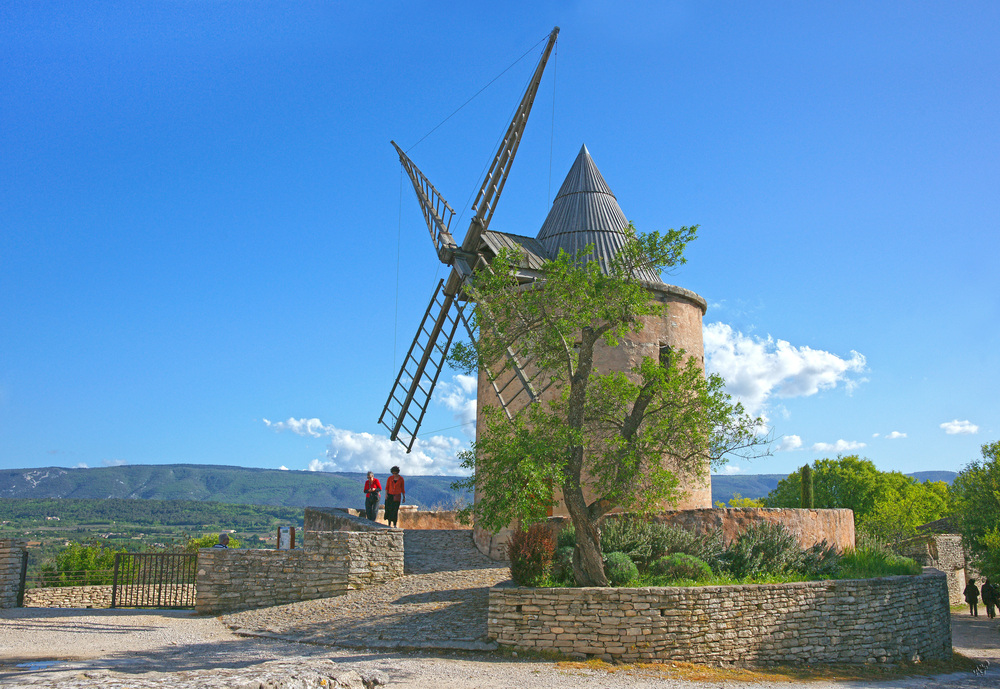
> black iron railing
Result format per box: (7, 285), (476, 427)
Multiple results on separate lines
(111, 552), (197, 609)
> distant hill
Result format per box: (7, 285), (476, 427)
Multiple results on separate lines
(0, 464), (958, 512)
(0, 465), (469, 511)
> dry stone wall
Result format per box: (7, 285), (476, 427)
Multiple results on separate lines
(899, 533), (969, 606)
(196, 514), (403, 615)
(489, 570), (951, 665)
(23, 584), (115, 608)
(0, 539), (27, 608)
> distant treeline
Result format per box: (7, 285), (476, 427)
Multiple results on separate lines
(0, 498), (305, 530)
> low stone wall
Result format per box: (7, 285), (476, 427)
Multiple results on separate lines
(305, 506), (470, 531)
(23, 584), (115, 608)
(648, 508), (856, 552)
(477, 508), (855, 561)
(0, 539), (28, 608)
(196, 519), (403, 615)
(489, 570), (951, 665)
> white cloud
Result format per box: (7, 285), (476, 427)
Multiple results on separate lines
(102, 459), (128, 467)
(703, 322), (867, 419)
(941, 419), (979, 435)
(263, 417), (328, 437)
(73, 463), (89, 469)
(810, 439), (867, 453)
(717, 464), (743, 475)
(777, 435), (803, 452)
(278, 465), (289, 471)
(872, 432), (880, 438)
(886, 431), (907, 440)
(266, 416), (469, 476)
(435, 375), (478, 439)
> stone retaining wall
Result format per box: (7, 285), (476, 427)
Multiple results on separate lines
(23, 584), (115, 608)
(305, 506), (470, 531)
(196, 519), (403, 615)
(478, 508), (855, 561)
(489, 570), (951, 665)
(899, 533), (969, 606)
(0, 539), (28, 608)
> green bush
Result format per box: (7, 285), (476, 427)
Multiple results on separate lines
(651, 553), (713, 581)
(507, 524), (555, 587)
(839, 543), (922, 579)
(556, 525), (576, 549)
(798, 540), (842, 578)
(603, 551), (639, 586)
(600, 518), (655, 568)
(185, 533), (242, 551)
(720, 522), (802, 579)
(551, 545), (576, 584)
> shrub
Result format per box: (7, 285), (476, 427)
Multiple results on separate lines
(651, 553), (713, 581)
(839, 538), (922, 579)
(600, 518), (655, 569)
(556, 524), (576, 549)
(720, 522), (802, 579)
(798, 540), (842, 578)
(551, 545), (576, 584)
(603, 551), (639, 586)
(507, 524), (555, 587)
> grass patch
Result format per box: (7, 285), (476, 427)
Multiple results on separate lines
(554, 652), (979, 683)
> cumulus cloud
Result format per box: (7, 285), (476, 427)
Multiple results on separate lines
(263, 418), (328, 437)
(73, 463), (89, 469)
(886, 431), (907, 440)
(703, 323), (867, 419)
(278, 465), (289, 471)
(102, 459), (128, 467)
(435, 374), (478, 439)
(777, 435), (803, 452)
(308, 428), (467, 476)
(717, 464), (743, 475)
(266, 416), (469, 476)
(810, 439), (866, 453)
(941, 419), (979, 435)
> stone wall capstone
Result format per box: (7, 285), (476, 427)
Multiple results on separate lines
(0, 539), (28, 608)
(489, 570), (951, 665)
(196, 512), (403, 615)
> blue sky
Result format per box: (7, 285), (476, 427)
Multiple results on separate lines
(2, 2), (997, 480)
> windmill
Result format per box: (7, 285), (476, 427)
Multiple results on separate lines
(378, 27), (560, 453)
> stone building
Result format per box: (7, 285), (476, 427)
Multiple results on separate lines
(472, 145), (710, 557)
(899, 517), (972, 607)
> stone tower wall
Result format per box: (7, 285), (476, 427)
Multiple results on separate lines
(474, 284), (710, 558)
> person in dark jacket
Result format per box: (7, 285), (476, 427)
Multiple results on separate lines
(964, 578), (981, 617)
(982, 578), (998, 619)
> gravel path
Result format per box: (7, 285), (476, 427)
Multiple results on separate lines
(2, 530), (998, 687)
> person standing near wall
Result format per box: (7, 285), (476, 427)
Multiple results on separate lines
(363, 471), (382, 521)
(384, 466), (405, 528)
(964, 578), (980, 617)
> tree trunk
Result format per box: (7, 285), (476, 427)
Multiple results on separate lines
(563, 327), (608, 586)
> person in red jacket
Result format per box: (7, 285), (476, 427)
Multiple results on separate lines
(384, 466), (405, 528)
(363, 471), (382, 521)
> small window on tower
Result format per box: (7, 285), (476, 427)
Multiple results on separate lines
(659, 344), (671, 369)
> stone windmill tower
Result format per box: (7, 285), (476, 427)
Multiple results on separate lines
(379, 28), (711, 556)
(469, 145), (712, 556)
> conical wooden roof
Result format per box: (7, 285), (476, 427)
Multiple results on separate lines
(535, 144), (662, 283)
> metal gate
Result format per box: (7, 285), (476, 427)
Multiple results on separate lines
(111, 553), (197, 609)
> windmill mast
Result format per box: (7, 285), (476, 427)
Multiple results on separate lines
(379, 27), (559, 452)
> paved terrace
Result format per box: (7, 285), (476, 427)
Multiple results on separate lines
(222, 529), (510, 651)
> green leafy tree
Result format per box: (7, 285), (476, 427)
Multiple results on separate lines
(40, 542), (127, 586)
(451, 225), (769, 586)
(951, 441), (1000, 578)
(765, 455), (950, 541)
(185, 533), (241, 551)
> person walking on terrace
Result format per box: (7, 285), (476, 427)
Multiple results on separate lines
(384, 466), (405, 528)
(363, 471), (382, 521)
(982, 578), (998, 619)
(964, 578), (981, 617)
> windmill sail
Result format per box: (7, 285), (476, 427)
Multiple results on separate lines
(378, 280), (469, 452)
(381, 27), (560, 452)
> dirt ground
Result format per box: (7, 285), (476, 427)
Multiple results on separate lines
(0, 608), (998, 688)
